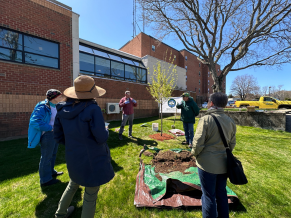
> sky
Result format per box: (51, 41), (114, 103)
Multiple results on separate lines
(58, 0), (291, 95)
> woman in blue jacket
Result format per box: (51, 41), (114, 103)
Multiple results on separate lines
(54, 76), (115, 218)
(28, 89), (64, 186)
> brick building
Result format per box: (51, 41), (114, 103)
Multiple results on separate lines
(120, 32), (226, 100)
(0, 0), (193, 140)
(0, 0), (79, 139)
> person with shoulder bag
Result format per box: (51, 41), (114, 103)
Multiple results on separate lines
(53, 76), (115, 218)
(191, 92), (236, 218)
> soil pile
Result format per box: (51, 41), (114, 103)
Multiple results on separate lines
(151, 150), (197, 181)
(149, 133), (175, 141)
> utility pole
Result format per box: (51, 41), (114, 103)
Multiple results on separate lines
(269, 86), (271, 96)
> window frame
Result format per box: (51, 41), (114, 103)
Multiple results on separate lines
(0, 27), (60, 69)
(152, 45), (155, 52)
(79, 44), (147, 84)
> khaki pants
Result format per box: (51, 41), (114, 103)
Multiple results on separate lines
(55, 180), (100, 218)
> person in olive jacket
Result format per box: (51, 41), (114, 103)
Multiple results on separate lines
(53, 76), (114, 218)
(176, 92), (200, 148)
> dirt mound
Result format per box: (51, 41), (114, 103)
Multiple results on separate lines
(149, 133), (175, 141)
(143, 151), (155, 157)
(152, 150), (197, 180)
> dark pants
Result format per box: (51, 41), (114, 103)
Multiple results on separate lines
(198, 167), (229, 218)
(119, 114), (134, 136)
(39, 131), (59, 184)
(183, 122), (194, 144)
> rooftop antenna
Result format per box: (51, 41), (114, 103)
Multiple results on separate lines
(133, 0), (136, 38)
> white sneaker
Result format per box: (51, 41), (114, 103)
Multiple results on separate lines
(188, 144), (193, 148)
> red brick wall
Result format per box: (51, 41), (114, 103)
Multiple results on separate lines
(120, 33), (224, 96)
(120, 33), (142, 57)
(0, 0), (72, 139)
(91, 77), (196, 122)
(180, 50), (203, 93)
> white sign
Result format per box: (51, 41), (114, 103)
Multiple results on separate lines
(159, 97), (182, 113)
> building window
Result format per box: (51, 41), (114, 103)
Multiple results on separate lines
(185, 75), (187, 81)
(199, 71), (201, 76)
(185, 56), (187, 61)
(208, 88), (209, 93)
(199, 88), (200, 93)
(185, 66), (187, 71)
(0, 27), (59, 69)
(152, 45), (155, 52)
(199, 63), (200, 67)
(199, 79), (200, 85)
(79, 44), (147, 84)
(174, 55), (176, 60)
(218, 69), (220, 72)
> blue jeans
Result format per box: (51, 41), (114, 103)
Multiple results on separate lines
(198, 167), (229, 218)
(39, 131), (59, 184)
(183, 122), (194, 144)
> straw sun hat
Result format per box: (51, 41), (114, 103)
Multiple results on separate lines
(64, 76), (106, 99)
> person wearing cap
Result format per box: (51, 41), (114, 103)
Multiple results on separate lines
(176, 92), (200, 148)
(118, 90), (137, 140)
(28, 89), (64, 186)
(53, 75), (115, 218)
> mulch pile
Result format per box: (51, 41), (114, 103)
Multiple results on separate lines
(149, 133), (175, 141)
(151, 150), (196, 181)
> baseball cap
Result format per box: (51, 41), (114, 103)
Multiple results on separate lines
(181, 92), (190, 97)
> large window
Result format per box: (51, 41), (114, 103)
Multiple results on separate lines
(0, 27), (59, 69)
(79, 44), (147, 84)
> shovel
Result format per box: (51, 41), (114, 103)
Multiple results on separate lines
(171, 107), (177, 129)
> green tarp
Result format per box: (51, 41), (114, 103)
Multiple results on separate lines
(143, 165), (237, 200)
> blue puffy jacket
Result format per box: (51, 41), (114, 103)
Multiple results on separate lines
(28, 100), (53, 148)
(54, 99), (115, 187)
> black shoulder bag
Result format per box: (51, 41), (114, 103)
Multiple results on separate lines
(210, 114), (248, 185)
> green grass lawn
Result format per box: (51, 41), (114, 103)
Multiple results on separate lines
(0, 116), (291, 218)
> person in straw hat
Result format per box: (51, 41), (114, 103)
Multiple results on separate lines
(53, 75), (115, 218)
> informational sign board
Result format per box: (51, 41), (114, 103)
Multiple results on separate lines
(159, 97), (182, 113)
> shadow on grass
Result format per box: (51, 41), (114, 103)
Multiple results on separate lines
(35, 181), (83, 218)
(0, 138), (67, 183)
(107, 129), (158, 148)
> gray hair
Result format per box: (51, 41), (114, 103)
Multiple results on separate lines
(209, 92), (228, 108)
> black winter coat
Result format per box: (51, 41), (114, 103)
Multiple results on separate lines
(54, 99), (114, 187)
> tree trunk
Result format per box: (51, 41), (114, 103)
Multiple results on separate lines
(160, 104), (163, 136)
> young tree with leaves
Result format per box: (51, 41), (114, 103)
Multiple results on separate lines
(147, 60), (177, 136)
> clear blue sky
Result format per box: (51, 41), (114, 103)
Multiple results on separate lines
(59, 0), (291, 95)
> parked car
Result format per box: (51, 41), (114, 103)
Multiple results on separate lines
(234, 96), (291, 109)
(202, 102), (208, 108)
(228, 100), (236, 107)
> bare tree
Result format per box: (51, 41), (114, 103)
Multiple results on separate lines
(140, 0), (291, 92)
(260, 86), (268, 96)
(230, 74), (260, 100)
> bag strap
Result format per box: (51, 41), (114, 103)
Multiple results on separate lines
(210, 114), (230, 149)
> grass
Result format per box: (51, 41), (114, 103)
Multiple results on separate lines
(0, 115), (291, 217)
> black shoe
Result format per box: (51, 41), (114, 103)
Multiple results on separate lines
(41, 179), (60, 187)
(119, 134), (123, 140)
(182, 141), (189, 145)
(52, 171), (63, 177)
(65, 206), (75, 218)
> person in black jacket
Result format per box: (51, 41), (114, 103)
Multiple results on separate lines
(176, 92), (200, 148)
(54, 76), (114, 218)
